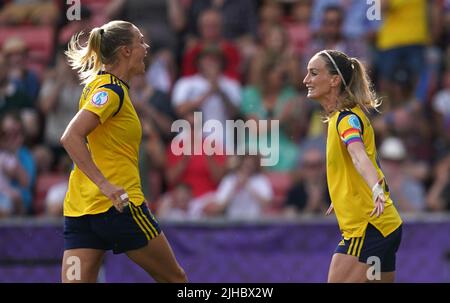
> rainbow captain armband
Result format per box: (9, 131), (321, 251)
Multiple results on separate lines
(337, 112), (364, 146)
(340, 128), (363, 146)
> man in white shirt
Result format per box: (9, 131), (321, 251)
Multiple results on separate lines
(202, 155), (273, 220)
(172, 46), (241, 150)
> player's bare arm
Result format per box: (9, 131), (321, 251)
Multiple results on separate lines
(347, 141), (386, 217)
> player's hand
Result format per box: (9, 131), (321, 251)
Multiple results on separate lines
(325, 203), (334, 216)
(370, 195), (385, 218)
(99, 181), (129, 212)
(370, 179), (386, 218)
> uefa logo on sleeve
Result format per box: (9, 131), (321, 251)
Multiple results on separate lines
(91, 91), (109, 107)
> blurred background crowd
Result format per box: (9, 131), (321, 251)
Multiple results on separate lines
(0, 0), (449, 220)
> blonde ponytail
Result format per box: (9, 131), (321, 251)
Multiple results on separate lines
(66, 27), (103, 85)
(65, 20), (135, 85)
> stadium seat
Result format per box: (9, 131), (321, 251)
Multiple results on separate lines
(0, 26), (55, 77)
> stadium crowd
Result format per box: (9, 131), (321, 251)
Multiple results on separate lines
(0, 0), (449, 219)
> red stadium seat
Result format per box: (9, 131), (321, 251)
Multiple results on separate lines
(81, 0), (112, 15)
(265, 171), (293, 214)
(0, 25), (55, 78)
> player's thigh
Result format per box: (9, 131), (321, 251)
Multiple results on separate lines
(328, 253), (369, 283)
(381, 271), (395, 282)
(61, 249), (105, 283)
(126, 232), (187, 283)
(368, 271), (395, 283)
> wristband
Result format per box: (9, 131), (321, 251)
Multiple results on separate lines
(371, 180), (384, 202)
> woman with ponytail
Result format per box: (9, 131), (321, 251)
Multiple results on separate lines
(303, 50), (402, 283)
(60, 21), (186, 283)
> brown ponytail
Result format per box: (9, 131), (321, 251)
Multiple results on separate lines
(346, 57), (381, 112)
(318, 50), (381, 115)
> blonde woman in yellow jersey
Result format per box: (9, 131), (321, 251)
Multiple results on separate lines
(60, 21), (187, 283)
(303, 50), (403, 283)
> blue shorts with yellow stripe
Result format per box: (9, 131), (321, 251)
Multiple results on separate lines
(64, 202), (161, 254)
(335, 223), (402, 272)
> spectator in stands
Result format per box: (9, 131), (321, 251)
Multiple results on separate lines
(284, 0), (312, 59)
(173, 46), (241, 147)
(130, 73), (177, 143)
(44, 179), (67, 216)
(2, 111), (36, 213)
(31, 144), (54, 175)
(166, 110), (227, 199)
(0, 149), (23, 217)
(132, 76), (172, 202)
(372, 65), (421, 141)
(0, 0), (59, 25)
(373, 66), (433, 183)
(257, 0), (284, 40)
(186, 0), (258, 44)
(156, 183), (194, 220)
(120, 1), (182, 91)
(0, 111), (34, 216)
(202, 154), (273, 220)
(306, 4), (368, 65)
(375, 0), (430, 99)
(20, 107), (43, 148)
(0, 53), (32, 116)
(44, 153), (71, 217)
(2, 36), (40, 103)
(248, 24), (301, 87)
(201, 0), (257, 78)
(129, 75), (176, 202)
(130, 72), (174, 200)
(432, 68), (450, 143)
(310, 0), (377, 40)
(283, 146), (329, 217)
(380, 137), (426, 213)
(31, 145), (66, 215)
(435, 1), (450, 66)
(426, 153), (450, 212)
(241, 58), (300, 172)
(146, 48), (177, 94)
(122, 0), (181, 55)
(0, 193), (11, 217)
(182, 8), (241, 81)
(139, 118), (166, 203)
(38, 51), (81, 157)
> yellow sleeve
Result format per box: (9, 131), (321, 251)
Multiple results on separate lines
(82, 88), (119, 124)
(337, 114), (363, 147)
(388, 0), (408, 10)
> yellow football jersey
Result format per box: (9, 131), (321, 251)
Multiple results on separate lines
(64, 71), (144, 216)
(376, 0), (428, 50)
(326, 106), (402, 238)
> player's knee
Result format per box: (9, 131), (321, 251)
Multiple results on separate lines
(327, 271), (339, 283)
(154, 264), (187, 283)
(169, 266), (187, 283)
